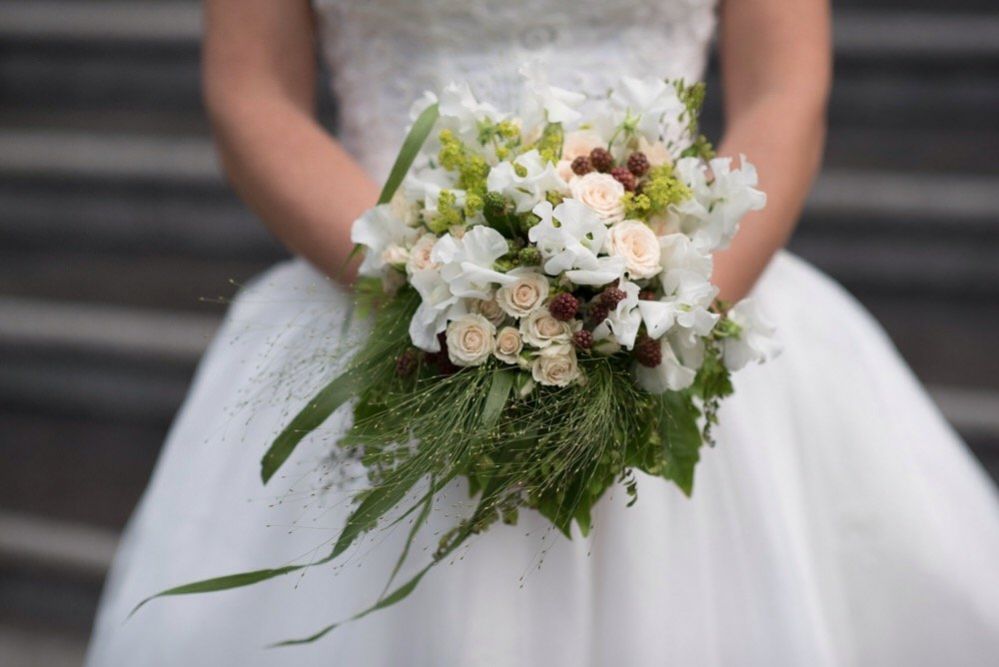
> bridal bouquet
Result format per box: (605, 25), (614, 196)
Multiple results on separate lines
(138, 68), (775, 643)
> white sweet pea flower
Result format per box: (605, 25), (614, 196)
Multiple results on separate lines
(673, 155), (766, 252)
(437, 81), (504, 141)
(432, 225), (517, 299)
(487, 150), (567, 213)
(723, 299), (781, 371)
(610, 76), (685, 142)
(408, 268), (467, 352)
(593, 280), (643, 349)
(351, 204), (419, 278)
(519, 61), (587, 129)
(637, 268), (719, 340)
(658, 233), (713, 281)
(529, 199), (624, 286)
(634, 327), (705, 393)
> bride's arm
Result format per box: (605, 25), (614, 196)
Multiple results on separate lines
(711, 0), (832, 302)
(203, 0), (378, 282)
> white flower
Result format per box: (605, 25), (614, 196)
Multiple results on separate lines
(637, 268), (719, 340)
(593, 280), (643, 349)
(446, 314), (496, 367)
(605, 220), (662, 280)
(658, 233), (713, 281)
(529, 199), (625, 286)
(431, 225), (517, 299)
(351, 204), (419, 278)
(495, 268), (550, 318)
(673, 155), (766, 252)
(518, 61), (587, 129)
(406, 234), (439, 276)
(408, 268), (467, 352)
(610, 76), (685, 142)
(519, 309), (573, 348)
(569, 172), (625, 225)
(723, 299), (781, 371)
(486, 149), (567, 213)
(634, 328), (705, 393)
(437, 81), (504, 142)
(531, 344), (580, 387)
(494, 326), (524, 365)
(471, 296), (507, 327)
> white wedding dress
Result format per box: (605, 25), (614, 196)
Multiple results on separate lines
(86, 1), (999, 665)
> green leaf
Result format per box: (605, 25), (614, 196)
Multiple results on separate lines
(377, 103), (440, 205)
(481, 370), (514, 429)
(259, 368), (359, 484)
(331, 466), (424, 560)
(660, 392), (703, 496)
(130, 564), (308, 619)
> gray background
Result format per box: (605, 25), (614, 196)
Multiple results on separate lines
(1, 0), (997, 664)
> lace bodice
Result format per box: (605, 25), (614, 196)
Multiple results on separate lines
(313, 0), (718, 181)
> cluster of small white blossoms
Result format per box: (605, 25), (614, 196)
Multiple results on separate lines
(352, 65), (778, 391)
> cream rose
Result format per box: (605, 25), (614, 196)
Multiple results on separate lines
(495, 269), (549, 318)
(531, 344), (581, 387)
(570, 172), (625, 225)
(637, 136), (672, 168)
(562, 130), (605, 162)
(519, 309), (572, 348)
(446, 314), (496, 367)
(494, 326), (524, 365)
(473, 297), (507, 327)
(606, 220), (662, 280)
(406, 234), (439, 275)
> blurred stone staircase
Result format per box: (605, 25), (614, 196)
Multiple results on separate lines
(1, 1), (998, 663)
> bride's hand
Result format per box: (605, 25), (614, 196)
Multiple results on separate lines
(203, 0), (380, 283)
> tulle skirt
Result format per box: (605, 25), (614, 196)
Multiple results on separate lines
(86, 251), (999, 666)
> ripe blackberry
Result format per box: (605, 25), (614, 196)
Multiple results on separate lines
(588, 303), (610, 325)
(548, 292), (580, 321)
(600, 286), (627, 309)
(570, 156), (593, 175)
(634, 336), (662, 368)
(395, 348), (419, 377)
(639, 290), (658, 301)
(589, 147), (614, 173)
(573, 329), (594, 350)
(610, 166), (637, 192)
(627, 151), (650, 177)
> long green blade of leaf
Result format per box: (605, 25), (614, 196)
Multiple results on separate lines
(377, 103), (439, 205)
(481, 369), (514, 429)
(260, 368), (359, 484)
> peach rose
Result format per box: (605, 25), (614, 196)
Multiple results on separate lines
(570, 172), (625, 225)
(606, 220), (662, 279)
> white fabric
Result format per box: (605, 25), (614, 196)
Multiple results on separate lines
(87, 1), (999, 664)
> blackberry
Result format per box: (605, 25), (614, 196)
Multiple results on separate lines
(610, 166), (637, 192)
(589, 147), (614, 173)
(588, 303), (610, 325)
(570, 156), (593, 175)
(639, 290), (658, 301)
(634, 336), (662, 368)
(600, 286), (627, 309)
(395, 348), (419, 377)
(548, 292), (579, 321)
(627, 151), (650, 177)
(573, 329), (594, 350)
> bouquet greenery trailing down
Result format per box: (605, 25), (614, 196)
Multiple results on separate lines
(134, 66), (778, 644)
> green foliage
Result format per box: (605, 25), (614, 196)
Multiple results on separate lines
(622, 164), (691, 219)
(535, 122), (564, 164)
(438, 129), (489, 196)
